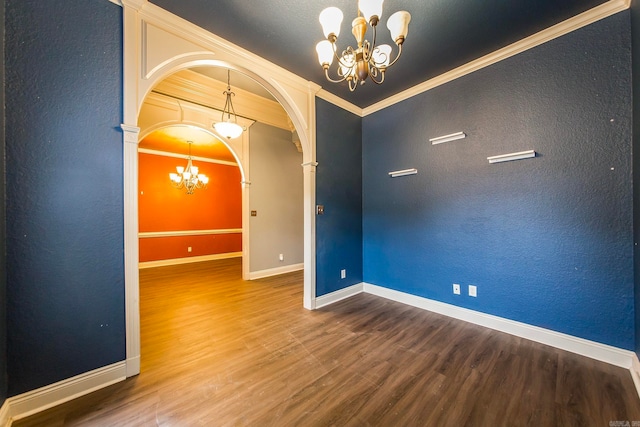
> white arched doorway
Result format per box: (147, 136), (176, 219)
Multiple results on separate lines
(120, 0), (320, 377)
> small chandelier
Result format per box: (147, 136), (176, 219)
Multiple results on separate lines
(213, 70), (244, 139)
(169, 141), (209, 195)
(315, 0), (411, 92)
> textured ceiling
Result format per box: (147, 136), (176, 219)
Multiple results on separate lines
(149, 0), (609, 108)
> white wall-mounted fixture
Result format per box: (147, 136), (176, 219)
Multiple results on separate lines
(389, 168), (417, 178)
(429, 131), (466, 145)
(487, 150), (536, 164)
(315, 1), (411, 92)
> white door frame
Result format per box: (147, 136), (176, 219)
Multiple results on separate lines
(120, 0), (320, 377)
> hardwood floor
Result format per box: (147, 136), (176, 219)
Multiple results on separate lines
(14, 258), (640, 426)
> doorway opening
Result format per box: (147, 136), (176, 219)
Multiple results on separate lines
(134, 66), (306, 373)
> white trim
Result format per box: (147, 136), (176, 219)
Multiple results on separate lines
(0, 401), (9, 427)
(362, 0), (630, 115)
(138, 148), (238, 166)
(487, 150), (536, 164)
(121, 123), (141, 378)
(248, 263), (304, 280)
(139, 228), (242, 238)
(3, 362), (126, 425)
(631, 354), (640, 400)
(139, 252), (242, 269)
(315, 89), (363, 117)
(363, 283), (636, 369)
(315, 283), (364, 309)
(123, 0), (320, 381)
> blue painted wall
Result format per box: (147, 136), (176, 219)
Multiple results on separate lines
(0, 0), (7, 406)
(632, 3), (640, 359)
(5, 0), (125, 395)
(316, 99), (363, 296)
(362, 12), (634, 349)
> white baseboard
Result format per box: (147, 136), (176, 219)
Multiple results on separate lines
(2, 361), (126, 426)
(126, 355), (141, 377)
(315, 283), (364, 309)
(363, 283), (636, 369)
(138, 252), (242, 269)
(248, 263), (304, 280)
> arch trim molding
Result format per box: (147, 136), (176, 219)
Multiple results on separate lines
(121, 0), (320, 377)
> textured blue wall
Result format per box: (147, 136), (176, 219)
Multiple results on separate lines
(363, 12), (634, 349)
(316, 99), (363, 296)
(0, 0), (7, 406)
(5, 0), (125, 395)
(632, 3), (640, 358)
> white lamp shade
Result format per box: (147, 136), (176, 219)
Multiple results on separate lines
(169, 172), (179, 182)
(359, 0), (384, 23)
(199, 175), (209, 185)
(214, 121), (244, 139)
(372, 44), (392, 67)
(176, 166), (184, 174)
(387, 11), (411, 43)
(319, 7), (343, 38)
(316, 40), (334, 66)
(191, 165), (199, 175)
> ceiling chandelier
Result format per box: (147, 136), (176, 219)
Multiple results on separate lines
(169, 141), (209, 195)
(213, 70), (244, 139)
(315, 0), (411, 91)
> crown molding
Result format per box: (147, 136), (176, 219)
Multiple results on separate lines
(138, 148), (239, 166)
(113, 0), (628, 118)
(316, 89), (363, 117)
(362, 0), (630, 116)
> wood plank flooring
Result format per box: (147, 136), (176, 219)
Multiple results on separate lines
(14, 258), (640, 426)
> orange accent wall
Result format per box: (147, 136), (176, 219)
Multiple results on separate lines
(138, 152), (242, 262)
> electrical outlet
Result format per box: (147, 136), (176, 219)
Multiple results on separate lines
(340, 269), (346, 279)
(188, 246), (192, 253)
(453, 283), (461, 295)
(279, 253), (284, 261)
(469, 285), (477, 297)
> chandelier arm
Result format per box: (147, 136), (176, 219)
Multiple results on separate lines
(323, 66), (350, 84)
(347, 78), (357, 92)
(330, 43), (358, 70)
(385, 43), (404, 69)
(220, 95), (229, 121)
(227, 91), (237, 122)
(362, 24), (377, 63)
(368, 66), (386, 85)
